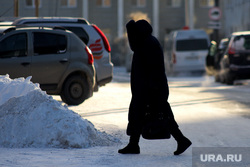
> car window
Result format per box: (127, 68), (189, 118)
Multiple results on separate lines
(64, 26), (89, 44)
(33, 32), (67, 55)
(0, 33), (27, 58)
(232, 35), (250, 51)
(176, 39), (208, 51)
(218, 39), (229, 50)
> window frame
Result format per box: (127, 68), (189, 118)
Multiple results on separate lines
(199, 0), (215, 8)
(166, 0), (182, 8)
(60, 0), (77, 8)
(25, 0), (42, 8)
(96, 0), (111, 8)
(131, 0), (146, 8)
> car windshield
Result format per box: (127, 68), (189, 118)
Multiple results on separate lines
(232, 35), (250, 51)
(176, 39), (208, 51)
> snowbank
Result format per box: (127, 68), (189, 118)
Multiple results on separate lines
(0, 75), (119, 148)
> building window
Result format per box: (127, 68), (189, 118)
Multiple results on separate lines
(26, 0), (41, 8)
(132, 0), (146, 7)
(166, 0), (181, 7)
(96, 0), (111, 7)
(199, 0), (214, 7)
(61, 0), (77, 8)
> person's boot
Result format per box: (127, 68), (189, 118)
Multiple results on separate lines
(171, 128), (192, 155)
(118, 135), (140, 154)
(118, 143), (140, 154)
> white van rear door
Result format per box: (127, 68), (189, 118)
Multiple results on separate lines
(175, 50), (208, 67)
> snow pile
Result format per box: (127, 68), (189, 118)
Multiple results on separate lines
(0, 75), (119, 148)
(0, 75), (40, 106)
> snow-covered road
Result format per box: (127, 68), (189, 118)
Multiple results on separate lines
(1, 67), (250, 167)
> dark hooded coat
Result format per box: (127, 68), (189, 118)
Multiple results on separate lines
(126, 20), (178, 136)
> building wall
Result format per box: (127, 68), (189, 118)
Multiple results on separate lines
(194, 1), (211, 28)
(0, 0), (217, 41)
(88, 0), (117, 41)
(16, 0), (83, 17)
(159, 0), (185, 43)
(0, 2), (15, 17)
(1, 0), (250, 64)
(223, 0), (250, 37)
(124, 0), (153, 22)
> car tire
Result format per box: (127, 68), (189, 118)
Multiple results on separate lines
(225, 74), (234, 85)
(60, 75), (89, 105)
(215, 73), (220, 82)
(220, 73), (226, 83)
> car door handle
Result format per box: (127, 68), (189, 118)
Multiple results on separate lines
(60, 59), (68, 63)
(21, 62), (30, 66)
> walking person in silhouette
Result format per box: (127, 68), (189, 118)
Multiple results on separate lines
(118, 20), (192, 155)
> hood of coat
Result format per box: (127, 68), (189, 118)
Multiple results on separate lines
(126, 19), (153, 51)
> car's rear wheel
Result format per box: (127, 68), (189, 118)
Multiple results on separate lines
(215, 73), (220, 82)
(220, 73), (226, 83)
(60, 75), (89, 105)
(225, 73), (234, 85)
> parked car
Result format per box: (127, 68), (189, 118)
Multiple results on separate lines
(12, 17), (113, 90)
(0, 26), (95, 105)
(217, 31), (250, 84)
(164, 29), (210, 75)
(213, 38), (229, 81)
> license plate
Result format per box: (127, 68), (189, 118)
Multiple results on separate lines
(186, 56), (199, 60)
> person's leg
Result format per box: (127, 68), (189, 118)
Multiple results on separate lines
(118, 135), (140, 154)
(170, 127), (192, 155)
(119, 98), (143, 154)
(165, 102), (192, 155)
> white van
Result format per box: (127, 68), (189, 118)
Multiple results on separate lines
(164, 29), (210, 74)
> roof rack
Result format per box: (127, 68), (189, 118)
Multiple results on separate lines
(13, 17), (89, 25)
(3, 27), (16, 34)
(2, 25), (67, 34)
(53, 26), (67, 31)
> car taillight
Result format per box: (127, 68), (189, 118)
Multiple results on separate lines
(228, 47), (235, 54)
(85, 46), (94, 65)
(92, 24), (111, 52)
(172, 53), (177, 64)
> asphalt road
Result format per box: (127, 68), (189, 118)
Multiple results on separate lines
(2, 66), (250, 167)
(61, 66), (250, 131)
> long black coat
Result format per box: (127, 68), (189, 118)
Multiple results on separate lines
(126, 20), (176, 136)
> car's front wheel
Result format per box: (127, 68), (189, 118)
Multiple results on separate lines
(60, 75), (89, 105)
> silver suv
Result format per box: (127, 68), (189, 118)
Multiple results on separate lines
(0, 26), (95, 105)
(12, 17), (113, 90)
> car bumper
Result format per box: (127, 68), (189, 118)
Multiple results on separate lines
(96, 63), (113, 86)
(229, 64), (250, 79)
(173, 64), (205, 73)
